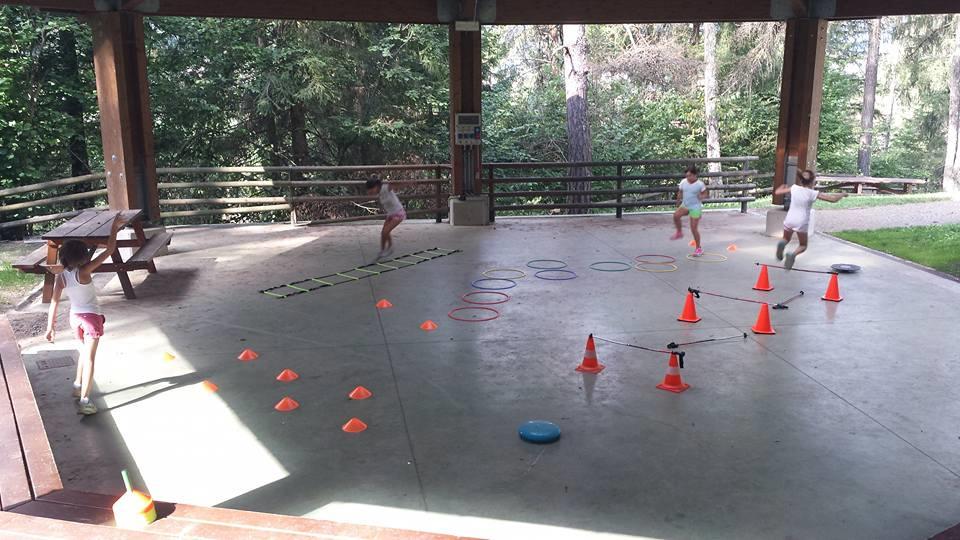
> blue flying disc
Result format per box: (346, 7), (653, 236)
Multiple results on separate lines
(518, 420), (561, 444)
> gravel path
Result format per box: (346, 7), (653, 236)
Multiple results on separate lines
(812, 199), (960, 232)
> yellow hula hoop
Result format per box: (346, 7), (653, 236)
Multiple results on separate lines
(482, 268), (527, 280)
(686, 252), (728, 263)
(634, 262), (679, 273)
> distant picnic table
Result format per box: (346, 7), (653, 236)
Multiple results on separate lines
(13, 209), (171, 302)
(816, 175), (926, 194)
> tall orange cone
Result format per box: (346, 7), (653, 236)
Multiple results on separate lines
(420, 320), (438, 331)
(342, 417), (368, 433)
(821, 274), (843, 302)
(656, 353), (690, 393)
(274, 396), (299, 412)
(677, 292), (701, 323)
(349, 386), (373, 400)
(753, 264), (774, 291)
(751, 303), (776, 334)
(575, 334), (605, 373)
(276, 369), (299, 382)
(238, 348), (258, 361)
(376, 299), (393, 309)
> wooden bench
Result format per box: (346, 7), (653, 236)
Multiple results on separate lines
(11, 245), (49, 275)
(127, 231), (172, 268)
(816, 175), (927, 194)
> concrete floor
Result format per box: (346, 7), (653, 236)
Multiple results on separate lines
(16, 211), (960, 539)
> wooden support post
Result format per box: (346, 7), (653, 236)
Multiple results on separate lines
(449, 18), (482, 198)
(90, 12), (160, 223)
(773, 18), (827, 205)
(616, 164), (623, 218)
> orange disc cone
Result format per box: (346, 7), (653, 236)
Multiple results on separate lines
(342, 417), (368, 433)
(689, 239), (697, 247)
(201, 380), (218, 393)
(420, 320), (438, 331)
(376, 299), (393, 309)
(727, 244), (738, 252)
(349, 386), (373, 400)
(276, 369), (299, 382)
(656, 353), (690, 393)
(162, 352), (175, 362)
(821, 274), (843, 302)
(575, 334), (605, 373)
(677, 292), (702, 323)
(752, 265), (774, 291)
(274, 396), (299, 412)
(751, 303), (776, 335)
(238, 348), (258, 362)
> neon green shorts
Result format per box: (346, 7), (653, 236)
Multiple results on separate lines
(684, 207), (703, 219)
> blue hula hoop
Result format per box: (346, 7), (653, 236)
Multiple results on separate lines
(471, 278), (518, 290)
(534, 269), (578, 281)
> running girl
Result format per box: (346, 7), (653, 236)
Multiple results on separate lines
(366, 176), (406, 261)
(774, 169), (847, 269)
(670, 165), (708, 256)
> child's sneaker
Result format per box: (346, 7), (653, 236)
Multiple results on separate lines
(692, 247), (704, 257)
(77, 399), (97, 416)
(776, 240), (787, 261)
(670, 231), (683, 241)
(784, 252), (797, 270)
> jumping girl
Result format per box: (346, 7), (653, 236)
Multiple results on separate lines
(774, 169), (847, 269)
(670, 165), (708, 256)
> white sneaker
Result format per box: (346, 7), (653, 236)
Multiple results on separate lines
(776, 240), (787, 261)
(77, 399), (97, 416)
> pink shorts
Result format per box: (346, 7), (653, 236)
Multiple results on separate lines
(71, 313), (105, 342)
(387, 210), (406, 222)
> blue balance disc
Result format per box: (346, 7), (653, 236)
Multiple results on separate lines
(518, 420), (561, 444)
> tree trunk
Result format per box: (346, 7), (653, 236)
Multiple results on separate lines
(858, 18), (882, 176)
(289, 102), (308, 182)
(703, 22), (721, 177)
(883, 67), (895, 152)
(59, 28), (90, 179)
(944, 16), (960, 193)
(561, 24), (592, 213)
(264, 109), (282, 180)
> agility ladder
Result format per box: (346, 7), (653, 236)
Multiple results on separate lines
(260, 247), (461, 299)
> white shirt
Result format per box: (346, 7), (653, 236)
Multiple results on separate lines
(379, 182), (403, 215)
(678, 179), (706, 209)
(784, 184), (819, 232)
(61, 268), (101, 316)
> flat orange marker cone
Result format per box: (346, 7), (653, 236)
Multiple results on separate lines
(162, 352), (175, 362)
(349, 386), (372, 400)
(822, 274), (843, 302)
(112, 470), (156, 530)
(656, 353), (690, 393)
(276, 369), (299, 382)
(420, 320), (438, 331)
(575, 334), (605, 373)
(727, 244), (738, 252)
(689, 239), (697, 247)
(274, 396), (299, 412)
(342, 417), (367, 433)
(753, 264), (774, 291)
(677, 292), (702, 323)
(751, 303), (776, 335)
(201, 380), (218, 393)
(376, 299), (393, 309)
(238, 348), (258, 361)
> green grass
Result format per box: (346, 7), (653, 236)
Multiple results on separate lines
(833, 224), (960, 278)
(744, 192), (952, 210)
(0, 242), (42, 310)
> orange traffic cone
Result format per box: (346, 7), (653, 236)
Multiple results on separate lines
(342, 417), (368, 433)
(751, 303), (776, 334)
(276, 369), (299, 382)
(753, 264), (774, 291)
(112, 470), (156, 530)
(677, 292), (701, 323)
(274, 396), (299, 412)
(727, 244), (738, 252)
(349, 386), (372, 400)
(238, 348), (258, 361)
(656, 353), (690, 393)
(201, 380), (218, 393)
(821, 274), (843, 302)
(376, 299), (393, 309)
(420, 320), (438, 331)
(162, 352), (175, 362)
(575, 334), (605, 373)
(689, 239), (697, 247)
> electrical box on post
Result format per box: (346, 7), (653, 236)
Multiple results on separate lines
(455, 113), (482, 146)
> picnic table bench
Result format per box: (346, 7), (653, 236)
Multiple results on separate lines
(816, 175), (927, 194)
(12, 209), (171, 302)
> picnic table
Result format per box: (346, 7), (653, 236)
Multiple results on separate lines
(13, 209), (171, 302)
(816, 175), (926, 194)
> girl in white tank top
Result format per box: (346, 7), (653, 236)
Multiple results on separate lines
(45, 214), (125, 415)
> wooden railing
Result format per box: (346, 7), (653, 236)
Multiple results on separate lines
(484, 156), (760, 221)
